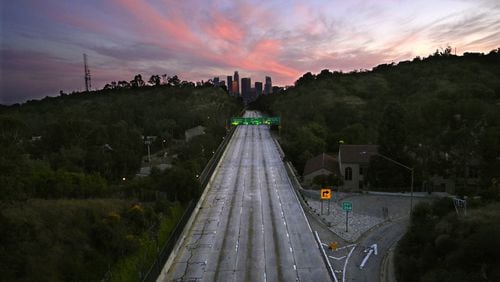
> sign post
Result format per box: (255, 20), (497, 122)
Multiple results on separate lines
(342, 201), (352, 232)
(320, 188), (331, 215)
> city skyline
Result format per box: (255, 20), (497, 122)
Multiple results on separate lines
(1, 0), (500, 104)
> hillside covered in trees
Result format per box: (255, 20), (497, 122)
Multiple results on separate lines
(252, 48), (500, 194)
(395, 198), (500, 281)
(0, 82), (241, 281)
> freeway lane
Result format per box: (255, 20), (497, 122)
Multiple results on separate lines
(163, 111), (330, 281)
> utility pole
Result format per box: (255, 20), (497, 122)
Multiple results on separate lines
(83, 53), (91, 92)
(361, 151), (414, 217)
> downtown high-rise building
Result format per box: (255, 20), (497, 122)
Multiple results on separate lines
(264, 76), (272, 95)
(227, 75), (233, 95)
(255, 82), (263, 96)
(241, 77), (251, 100)
(232, 71), (240, 96)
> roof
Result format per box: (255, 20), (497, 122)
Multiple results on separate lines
(339, 145), (379, 164)
(185, 125), (206, 141)
(303, 153), (339, 176)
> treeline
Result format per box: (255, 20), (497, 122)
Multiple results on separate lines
(252, 48), (500, 193)
(395, 196), (500, 281)
(100, 73), (226, 90)
(0, 84), (241, 280)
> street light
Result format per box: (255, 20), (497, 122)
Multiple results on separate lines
(361, 151), (414, 217)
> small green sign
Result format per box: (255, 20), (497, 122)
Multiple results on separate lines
(342, 201), (352, 211)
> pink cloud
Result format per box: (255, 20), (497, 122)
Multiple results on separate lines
(205, 16), (245, 44)
(114, 0), (200, 48)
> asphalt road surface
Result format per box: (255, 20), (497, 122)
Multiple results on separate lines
(345, 218), (408, 282)
(163, 111), (330, 281)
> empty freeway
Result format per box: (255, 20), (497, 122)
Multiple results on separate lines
(160, 111), (330, 281)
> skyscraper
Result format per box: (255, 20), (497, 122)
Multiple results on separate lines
(241, 77), (251, 103)
(255, 82), (263, 96)
(227, 75), (233, 95)
(231, 80), (239, 96)
(264, 76), (272, 95)
(233, 71), (240, 95)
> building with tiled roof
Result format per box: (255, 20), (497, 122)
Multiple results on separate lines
(303, 153), (339, 186)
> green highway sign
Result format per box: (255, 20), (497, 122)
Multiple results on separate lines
(231, 117), (281, 126)
(342, 201), (352, 211)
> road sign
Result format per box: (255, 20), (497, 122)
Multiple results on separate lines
(342, 201), (352, 211)
(230, 116), (281, 126)
(320, 188), (332, 200)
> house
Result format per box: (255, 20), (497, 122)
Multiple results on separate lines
(338, 144), (379, 190)
(185, 126), (206, 142)
(303, 153), (339, 186)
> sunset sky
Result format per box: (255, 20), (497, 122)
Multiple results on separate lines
(1, 0), (499, 104)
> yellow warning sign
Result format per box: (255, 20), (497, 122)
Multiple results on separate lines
(320, 188), (332, 200)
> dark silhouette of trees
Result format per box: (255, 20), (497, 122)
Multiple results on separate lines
(130, 74), (145, 88)
(117, 80), (130, 88)
(167, 75), (180, 87)
(148, 75), (161, 86)
(294, 72), (316, 86)
(395, 199), (500, 282)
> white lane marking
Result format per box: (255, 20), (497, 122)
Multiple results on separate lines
(329, 255), (347, 261)
(290, 247), (293, 253)
(333, 244), (356, 251)
(314, 231), (337, 282)
(359, 248), (374, 269)
(343, 245), (357, 282)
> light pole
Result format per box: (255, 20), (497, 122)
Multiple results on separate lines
(362, 151), (414, 217)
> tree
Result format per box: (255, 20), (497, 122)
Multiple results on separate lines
(117, 80), (130, 88)
(294, 72), (316, 86)
(316, 69), (333, 80)
(103, 84), (113, 90)
(130, 74), (145, 88)
(148, 75), (161, 86)
(367, 102), (410, 190)
(167, 75), (180, 87)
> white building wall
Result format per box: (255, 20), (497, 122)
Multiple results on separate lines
(342, 163), (360, 190)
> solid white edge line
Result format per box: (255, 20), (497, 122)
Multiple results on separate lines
(315, 231), (337, 282)
(343, 245), (357, 282)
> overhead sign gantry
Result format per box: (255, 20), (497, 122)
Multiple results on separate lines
(230, 117), (281, 126)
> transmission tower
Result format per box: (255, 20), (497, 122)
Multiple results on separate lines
(83, 53), (91, 92)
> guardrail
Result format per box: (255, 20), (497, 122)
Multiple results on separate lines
(142, 200), (196, 282)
